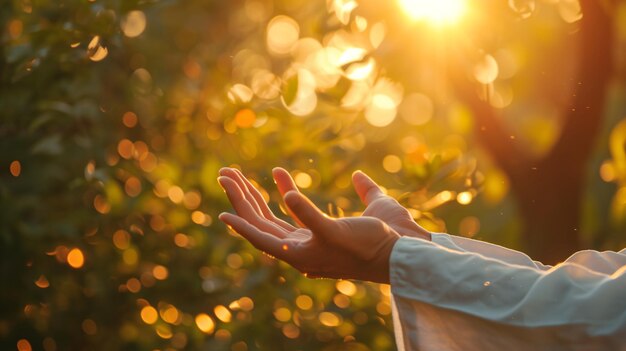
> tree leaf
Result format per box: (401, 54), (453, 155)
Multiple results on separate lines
(282, 73), (299, 107)
(31, 135), (63, 155)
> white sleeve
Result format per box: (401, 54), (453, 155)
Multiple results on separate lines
(431, 233), (626, 274)
(430, 233), (551, 270)
(390, 237), (626, 351)
(555, 248), (626, 275)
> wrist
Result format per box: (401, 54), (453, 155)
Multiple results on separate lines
(373, 233), (400, 284)
(397, 222), (431, 241)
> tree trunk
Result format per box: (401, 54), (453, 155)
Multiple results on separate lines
(510, 161), (583, 264)
(451, 0), (614, 264)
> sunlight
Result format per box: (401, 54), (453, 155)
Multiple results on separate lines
(399, 0), (467, 25)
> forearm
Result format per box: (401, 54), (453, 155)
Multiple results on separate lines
(431, 233), (626, 274)
(430, 233), (551, 270)
(390, 236), (626, 335)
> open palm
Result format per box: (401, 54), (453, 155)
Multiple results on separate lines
(217, 167), (403, 282)
(217, 167), (430, 243)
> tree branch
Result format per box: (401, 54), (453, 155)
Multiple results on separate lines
(449, 62), (531, 177)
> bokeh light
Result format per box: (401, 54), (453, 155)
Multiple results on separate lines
(473, 54), (499, 85)
(214, 305), (232, 323)
(122, 111), (138, 128)
(121, 11), (147, 38)
(87, 36), (108, 62)
(67, 248), (84, 269)
(17, 339), (32, 351)
(140, 306), (158, 325)
(10, 160), (21, 177)
(382, 155), (403, 173)
(294, 171), (313, 189)
(266, 15), (300, 56)
(456, 191), (473, 205)
(4, 0), (623, 350)
(34, 275), (50, 289)
(152, 265), (169, 280)
(296, 295), (313, 310)
(399, 0), (467, 24)
(195, 313), (215, 334)
(319, 312), (341, 327)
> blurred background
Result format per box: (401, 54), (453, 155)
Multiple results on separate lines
(1, 0), (625, 349)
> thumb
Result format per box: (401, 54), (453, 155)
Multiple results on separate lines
(352, 170), (386, 206)
(283, 191), (334, 235)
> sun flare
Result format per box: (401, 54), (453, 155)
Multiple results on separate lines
(399, 0), (467, 25)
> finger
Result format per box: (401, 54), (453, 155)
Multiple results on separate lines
(219, 213), (292, 261)
(231, 168), (271, 215)
(272, 167), (299, 196)
(219, 168), (263, 216)
(231, 168), (297, 231)
(283, 191), (335, 236)
(219, 167), (297, 232)
(352, 170), (387, 206)
(272, 167), (305, 227)
(218, 176), (290, 238)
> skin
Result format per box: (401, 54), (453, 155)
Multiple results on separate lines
(217, 167), (431, 284)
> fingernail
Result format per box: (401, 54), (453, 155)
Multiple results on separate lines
(271, 168), (280, 183)
(217, 176), (228, 189)
(272, 167), (287, 173)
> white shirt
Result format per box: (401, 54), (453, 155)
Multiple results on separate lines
(389, 234), (626, 350)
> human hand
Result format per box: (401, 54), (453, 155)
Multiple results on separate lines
(267, 167), (430, 241)
(352, 171), (431, 241)
(217, 167), (401, 283)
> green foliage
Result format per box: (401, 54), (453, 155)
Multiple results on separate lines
(1, 0), (625, 350)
